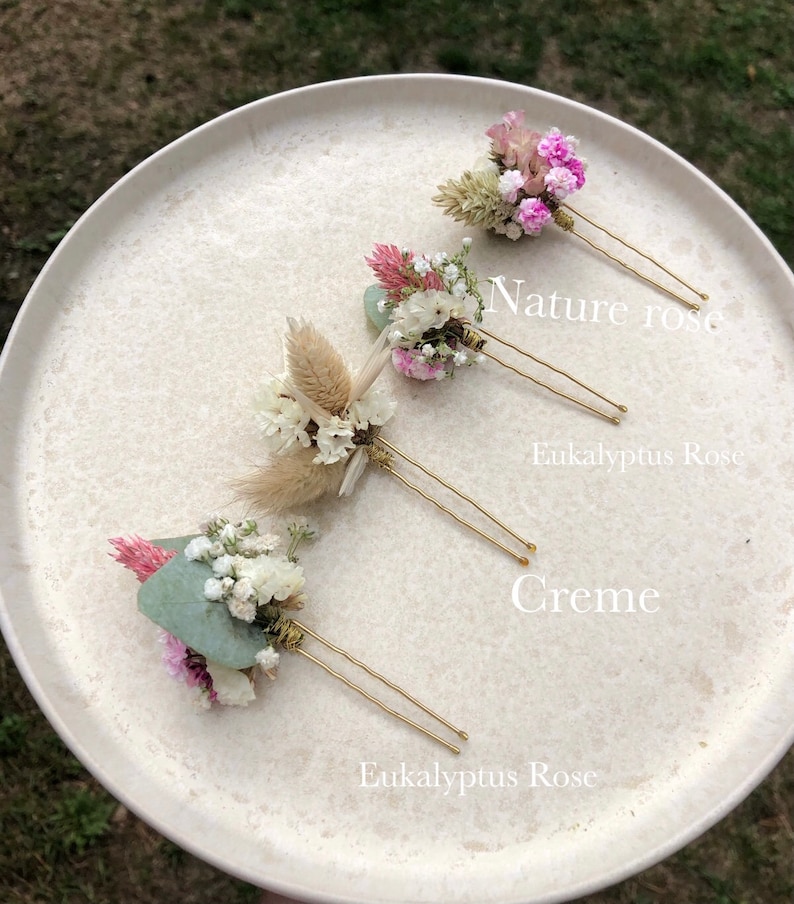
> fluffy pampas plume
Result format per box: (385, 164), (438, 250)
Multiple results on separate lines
(235, 445), (347, 514)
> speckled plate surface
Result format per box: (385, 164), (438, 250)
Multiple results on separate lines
(1, 75), (793, 904)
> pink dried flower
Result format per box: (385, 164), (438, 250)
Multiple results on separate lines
(486, 111), (542, 174)
(366, 243), (444, 303)
(184, 654), (217, 700)
(392, 347), (447, 381)
(544, 166), (579, 200)
(158, 630), (218, 701)
(158, 630), (190, 679)
(515, 197), (552, 235)
(537, 127), (578, 166)
(498, 169), (525, 203)
(567, 157), (586, 190)
(501, 110), (525, 129)
(109, 535), (177, 583)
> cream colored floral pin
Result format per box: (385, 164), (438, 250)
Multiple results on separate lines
(236, 317), (535, 566)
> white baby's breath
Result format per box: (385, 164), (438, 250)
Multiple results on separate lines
(184, 535), (212, 561)
(255, 645), (280, 671)
(211, 554), (235, 578)
(203, 577), (225, 601)
(226, 593), (257, 623)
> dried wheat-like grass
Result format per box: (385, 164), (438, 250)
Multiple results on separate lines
(284, 318), (352, 414)
(432, 169), (513, 230)
(234, 445), (346, 514)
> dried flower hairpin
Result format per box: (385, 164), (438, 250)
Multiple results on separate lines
(110, 517), (467, 753)
(234, 317), (535, 566)
(433, 111), (708, 311)
(364, 239), (627, 425)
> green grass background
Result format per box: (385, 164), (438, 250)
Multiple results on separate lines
(1, 1), (793, 902)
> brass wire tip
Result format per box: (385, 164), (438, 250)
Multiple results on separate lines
(558, 205), (709, 311)
(291, 619), (468, 754)
(368, 436), (535, 567)
(463, 320), (627, 425)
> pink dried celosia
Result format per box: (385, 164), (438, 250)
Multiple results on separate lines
(365, 243), (444, 303)
(108, 535), (177, 583)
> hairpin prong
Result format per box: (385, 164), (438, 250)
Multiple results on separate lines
(291, 618), (468, 750)
(473, 324), (626, 424)
(556, 204), (708, 311)
(369, 437), (534, 566)
(293, 647), (461, 753)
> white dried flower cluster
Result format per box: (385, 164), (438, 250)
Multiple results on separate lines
(388, 289), (466, 345)
(253, 377), (311, 454)
(205, 659), (257, 706)
(185, 518), (305, 624)
(253, 380), (396, 466)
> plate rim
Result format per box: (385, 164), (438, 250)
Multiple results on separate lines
(1, 72), (793, 904)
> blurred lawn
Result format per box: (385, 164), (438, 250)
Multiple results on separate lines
(1, 1), (793, 902)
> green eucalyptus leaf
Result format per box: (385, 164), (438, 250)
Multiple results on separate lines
(364, 284), (391, 332)
(152, 535), (194, 554)
(138, 537), (266, 669)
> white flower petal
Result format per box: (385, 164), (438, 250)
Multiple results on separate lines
(206, 661), (256, 706)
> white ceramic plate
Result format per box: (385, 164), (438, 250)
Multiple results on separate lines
(1, 75), (793, 904)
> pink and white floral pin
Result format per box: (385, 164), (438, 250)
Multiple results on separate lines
(236, 317), (535, 566)
(433, 111), (708, 311)
(110, 517), (468, 753)
(365, 239), (627, 425)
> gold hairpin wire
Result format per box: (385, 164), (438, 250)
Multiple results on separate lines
(465, 323), (626, 425)
(368, 436), (535, 567)
(555, 204), (709, 311)
(288, 618), (467, 754)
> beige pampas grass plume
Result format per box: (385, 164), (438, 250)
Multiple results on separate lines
(235, 446), (346, 514)
(284, 317), (352, 414)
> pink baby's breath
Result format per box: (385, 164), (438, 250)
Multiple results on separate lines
(515, 197), (552, 235)
(537, 128), (577, 165)
(544, 166), (579, 200)
(392, 347), (447, 381)
(498, 169), (526, 203)
(108, 535), (177, 583)
(567, 157), (586, 189)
